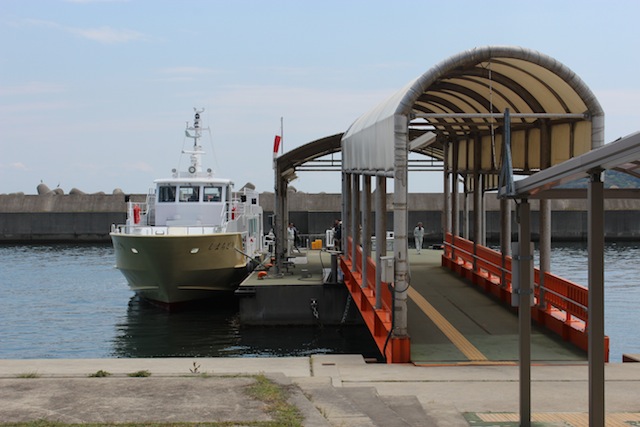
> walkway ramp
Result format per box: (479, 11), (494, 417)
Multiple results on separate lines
(407, 249), (586, 365)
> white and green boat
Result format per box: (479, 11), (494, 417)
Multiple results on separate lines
(110, 109), (264, 309)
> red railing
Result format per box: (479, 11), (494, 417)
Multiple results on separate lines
(443, 232), (609, 361)
(340, 237), (409, 363)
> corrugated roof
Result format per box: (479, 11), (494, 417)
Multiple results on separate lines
(343, 46), (604, 183)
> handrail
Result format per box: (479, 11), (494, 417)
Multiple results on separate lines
(444, 233), (588, 323)
(442, 232), (608, 360)
(341, 236), (408, 362)
(112, 224), (225, 235)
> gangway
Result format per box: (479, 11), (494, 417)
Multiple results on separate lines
(442, 233), (609, 361)
(340, 234), (609, 363)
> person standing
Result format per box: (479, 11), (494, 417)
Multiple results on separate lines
(333, 219), (342, 251)
(413, 222), (425, 254)
(287, 223), (296, 254)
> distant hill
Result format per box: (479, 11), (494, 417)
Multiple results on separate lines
(559, 170), (640, 189)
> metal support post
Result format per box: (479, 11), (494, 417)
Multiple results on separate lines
(362, 176), (371, 287)
(588, 169), (605, 427)
(517, 199), (532, 427)
(375, 176), (387, 309)
(393, 114), (409, 338)
(351, 174), (360, 272)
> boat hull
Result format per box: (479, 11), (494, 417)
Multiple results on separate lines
(111, 232), (250, 306)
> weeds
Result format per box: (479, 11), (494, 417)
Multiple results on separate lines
(127, 370), (151, 377)
(88, 370), (111, 378)
(16, 372), (40, 378)
(246, 374), (303, 426)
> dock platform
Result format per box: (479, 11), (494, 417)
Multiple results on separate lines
(238, 247), (587, 365)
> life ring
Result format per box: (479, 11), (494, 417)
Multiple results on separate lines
(133, 204), (141, 224)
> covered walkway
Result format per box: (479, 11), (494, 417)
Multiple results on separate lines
(405, 249), (585, 365)
(271, 45), (639, 425)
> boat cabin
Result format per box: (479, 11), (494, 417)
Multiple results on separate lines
(153, 178), (233, 227)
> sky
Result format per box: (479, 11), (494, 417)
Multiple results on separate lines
(1, 0), (640, 196)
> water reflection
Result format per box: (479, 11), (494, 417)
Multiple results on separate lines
(111, 296), (382, 360)
(111, 296), (242, 358)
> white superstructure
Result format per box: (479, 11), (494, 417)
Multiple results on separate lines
(110, 109), (264, 308)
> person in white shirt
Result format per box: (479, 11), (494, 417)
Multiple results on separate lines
(413, 222), (425, 254)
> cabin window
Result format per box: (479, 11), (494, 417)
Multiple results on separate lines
(158, 186), (176, 203)
(179, 186), (200, 202)
(203, 186), (222, 202)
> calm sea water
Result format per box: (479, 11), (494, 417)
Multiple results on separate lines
(1, 242), (638, 362)
(0, 243), (380, 360)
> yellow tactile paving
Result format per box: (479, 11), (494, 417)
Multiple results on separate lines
(408, 286), (488, 361)
(475, 412), (640, 426)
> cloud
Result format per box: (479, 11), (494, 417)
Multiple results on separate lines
(155, 67), (222, 82)
(71, 26), (147, 44)
(160, 67), (219, 75)
(123, 161), (154, 172)
(0, 101), (73, 115)
(8, 162), (29, 171)
(0, 82), (65, 96)
(24, 19), (147, 44)
(64, 0), (130, 3)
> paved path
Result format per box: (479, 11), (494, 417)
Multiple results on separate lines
(1, 355), (639, 426)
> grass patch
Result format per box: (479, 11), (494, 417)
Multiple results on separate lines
(16, 372), (40, 378)
(0, 422), (277, 427)
(127, 370), (151, 377)
(88, 370), (111, 378)
(246, 374), (303, 427)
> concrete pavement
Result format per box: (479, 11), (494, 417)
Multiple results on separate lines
(2, 355), (640, 426)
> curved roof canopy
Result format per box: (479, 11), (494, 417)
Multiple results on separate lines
(342, 46), (605, 184)
(276, 133), (343, 181)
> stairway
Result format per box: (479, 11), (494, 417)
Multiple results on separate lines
(279, 375), (443, 427)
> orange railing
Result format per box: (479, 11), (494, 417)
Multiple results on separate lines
(340, 237), (409, 363)
(442, 232), (609, 361)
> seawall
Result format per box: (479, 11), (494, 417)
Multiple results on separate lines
(2, 192), (640, 242)
(0, 194), (130, 242)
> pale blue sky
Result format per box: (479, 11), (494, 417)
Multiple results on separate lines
(1, 0), (639, 195)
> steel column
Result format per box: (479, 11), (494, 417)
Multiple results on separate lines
(452, 141), (459, 237)
(443, 141), (451, 235)
(362, 175), (372, 287)
(539, 199), (551, 306)
(473, 134), (482, 245)
(393, 114), (409, 338)
(351, 174), (360, 271)
(588, 170), (605, 427)
(518, 199), (532, 427)
(344, 172), (352, 255)
(375, 176), (387, 309)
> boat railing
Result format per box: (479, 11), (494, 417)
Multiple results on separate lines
(111, 224), (225, 235)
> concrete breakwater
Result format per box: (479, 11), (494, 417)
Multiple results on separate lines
(2, 192), (640, 242)
(0, 193), (136, 242)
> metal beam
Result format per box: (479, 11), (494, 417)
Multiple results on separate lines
(528, 188), (640, 199)
(414, 112), (588, 120)
(511, 132), (640, 197)
(408, 131), (437, 151)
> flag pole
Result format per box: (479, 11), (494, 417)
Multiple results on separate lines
(280, 116), (284, 154)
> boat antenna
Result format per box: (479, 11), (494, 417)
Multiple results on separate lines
(183, 108), (208, 174)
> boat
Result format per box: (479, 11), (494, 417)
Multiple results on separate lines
(110, 108), (265, 309)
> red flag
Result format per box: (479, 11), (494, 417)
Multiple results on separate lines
(273, 135), (281, 153)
